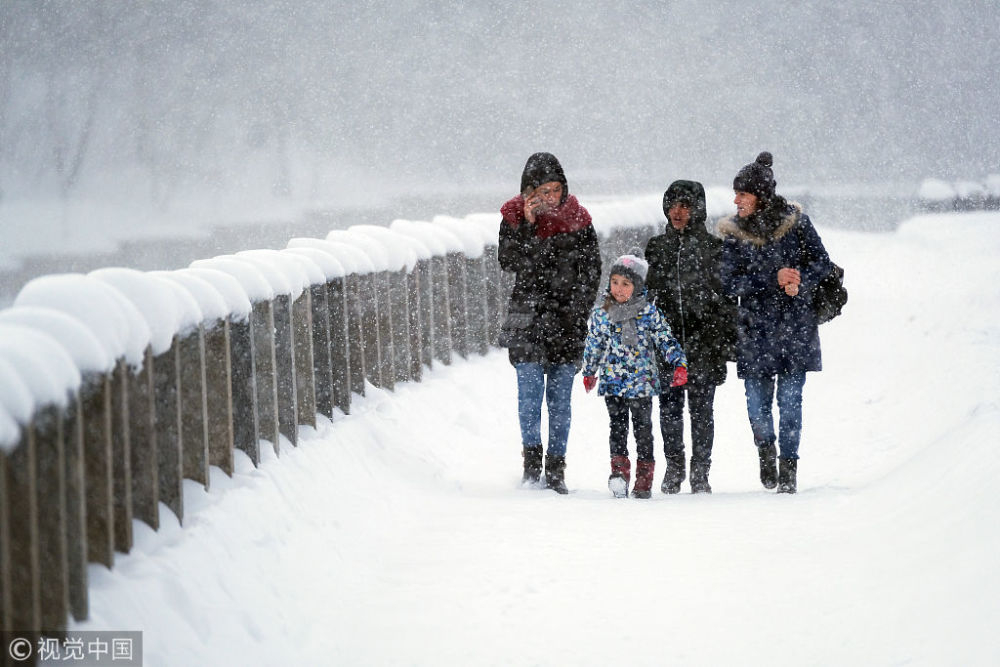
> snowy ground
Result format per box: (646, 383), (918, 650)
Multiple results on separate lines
(69, 212), (1000, 666)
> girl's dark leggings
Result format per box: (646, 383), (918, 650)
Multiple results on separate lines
(605, 396), (655, 462)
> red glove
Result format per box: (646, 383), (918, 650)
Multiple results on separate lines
(583, 376), (597, 393)
(670, 366), (688, 387)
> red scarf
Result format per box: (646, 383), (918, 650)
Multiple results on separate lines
(500, 194), (592, 239)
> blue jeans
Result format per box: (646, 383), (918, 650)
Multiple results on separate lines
(743, 372), (806, 460)
(515, 363), (577, 457)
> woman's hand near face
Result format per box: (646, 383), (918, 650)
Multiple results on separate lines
(523, 190), (541, 223)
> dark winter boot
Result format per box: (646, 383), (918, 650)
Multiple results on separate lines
(690, 461), (712, 494)
(608, 455), (631, 498)
(544, 454), (568, 494)
(521, 446), (543, 485)
(631, 460), (655, 499)
(757, 440), (778, 490)
(777, 457), (798, 494)
(660, 453), (686, 494)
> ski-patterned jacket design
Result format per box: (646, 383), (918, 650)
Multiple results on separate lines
(582, 297), (687, 398)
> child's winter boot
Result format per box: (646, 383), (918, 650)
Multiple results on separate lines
(608, 455), (631, 498)
(631, 459), (655, 499)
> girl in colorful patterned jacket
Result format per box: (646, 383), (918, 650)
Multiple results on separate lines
(582, 254), (688, 499)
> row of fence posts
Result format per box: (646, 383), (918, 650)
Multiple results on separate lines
(0, 219), (658, 648)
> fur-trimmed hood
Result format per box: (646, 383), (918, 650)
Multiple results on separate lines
(717, 201), (803, 247)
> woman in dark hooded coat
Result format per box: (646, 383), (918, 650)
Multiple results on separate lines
(717, 152), (834, 493)
(497, 152), (602, 494)
(645, 180), (736, 494)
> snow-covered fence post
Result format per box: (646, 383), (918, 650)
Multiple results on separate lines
(150, 339), (183, 521)
(250, 299), (280, 453)
(445, 252), (469, 359)
(351, 225), (421, 384)
(188, 263), (261, 468)
(0, 324), (81, 637)
(287, 239), (356, 414)
(464, 213), (504, 345)
(3, 428), (39, 635)
(193, 257), (276, 464)
(284, 246), (346, 420)
(202, 319), (234, 473)
(12, 276), (149, 569)
(173, 268), (243, 479)
(30, 405), (70, 632)
(0, 447), (10, 631)
(326, 229), (395, 389)
(328, 231), (390, 390)
(92, 269), (188, 525)
(391, 220), (447, 372)
(240, 255), (298, 450)
(108, 360), (131, 555)
(282, 251), (326, 429)
(157, 272), (228, 491)
(237, 250), (309, 448)
(230, 310), (260, 462)
(127, 346), (158, 529)
(433, 217), (490, 357)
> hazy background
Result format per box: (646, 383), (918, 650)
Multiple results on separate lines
(3, 1), (997, 203)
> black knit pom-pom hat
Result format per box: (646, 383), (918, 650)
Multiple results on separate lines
(733, 151), (776, 201)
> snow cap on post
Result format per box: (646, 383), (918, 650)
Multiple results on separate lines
(278, 250), (327, 287)
(349, 225), (419, 272)
(0, 323), (82, 413)
(182, 266), (253, 323)
(190, 256), (275, 305)
(282, 245), (347, 281)
(90, 267), (182, 356)
(0, 357), (34, 452)
(326, 229), (391, 273)
(431, 215), (485, 259)
(236, 249), (312, 299)
(0, 306), (112, 374)
(153, 270), (231, 324)
(14, 272), (150, 369)
(389, 220), (447, 258)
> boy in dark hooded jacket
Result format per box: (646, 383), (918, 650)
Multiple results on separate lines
(645, 180), (736, 493)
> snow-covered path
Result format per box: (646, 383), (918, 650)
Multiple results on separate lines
(73, 214), (1000, 666)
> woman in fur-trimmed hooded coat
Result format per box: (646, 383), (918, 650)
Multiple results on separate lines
(718, 151), (834, 494)
(497, 152), (602, 493)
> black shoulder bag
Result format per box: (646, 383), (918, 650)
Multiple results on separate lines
(797, 224), (847, 324)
